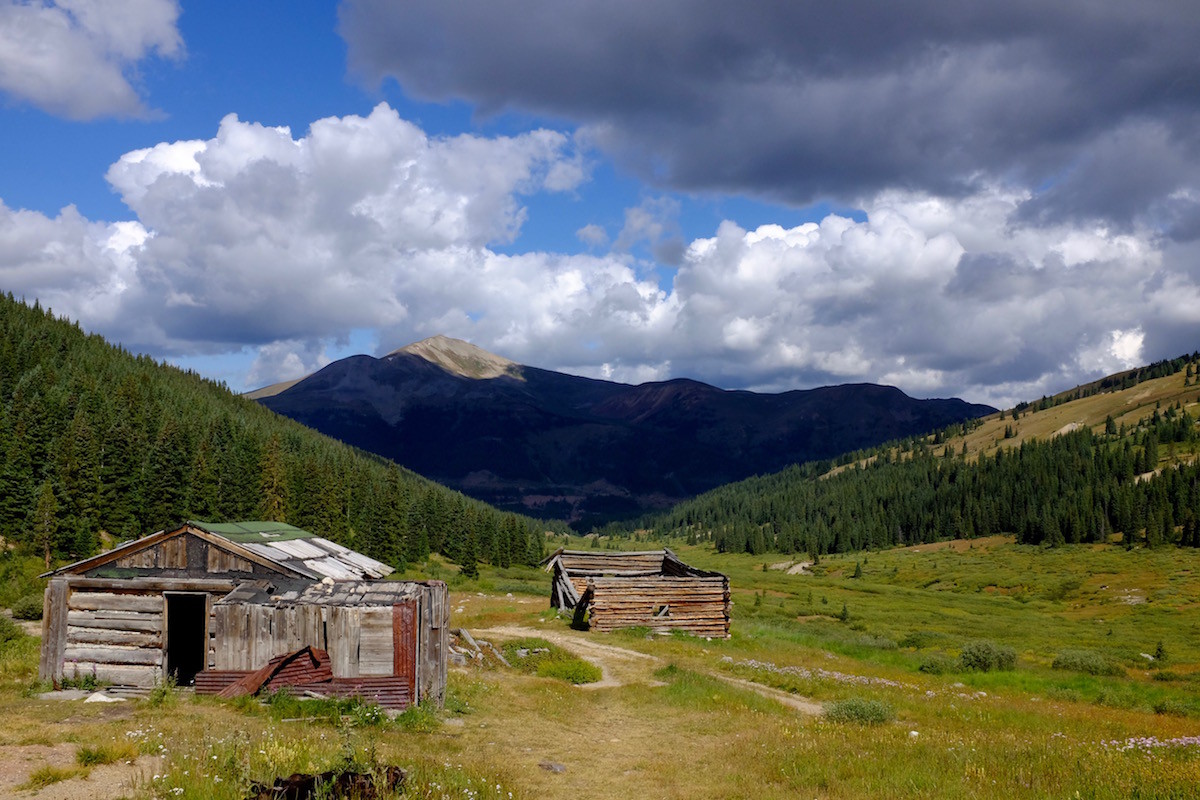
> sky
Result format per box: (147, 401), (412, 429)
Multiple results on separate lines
(2, 1), (1199, 408)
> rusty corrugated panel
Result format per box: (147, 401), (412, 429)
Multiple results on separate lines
(291, 677), (412, 710)
(216, 646), (332, 698)
(194, 670), (249, 695)
(393, 601), (417, 701)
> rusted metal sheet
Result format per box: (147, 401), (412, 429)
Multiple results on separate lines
(216, 646), (333, 699)
(393, 601), (417, 701)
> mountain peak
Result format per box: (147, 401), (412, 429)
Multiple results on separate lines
(389, 335), (520, 380)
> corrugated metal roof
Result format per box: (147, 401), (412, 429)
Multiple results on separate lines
(215, 578), (426, 607)
(42, 520), (396, 582)
(193, 520), (314, 542)
(189, 521), (394, 581)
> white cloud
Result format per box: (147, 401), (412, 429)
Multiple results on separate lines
(1, 106), (1195, 405)
(1108, 329), (1145, 366)
(576, 223), (608, 248)
(0, 0), (181, 120)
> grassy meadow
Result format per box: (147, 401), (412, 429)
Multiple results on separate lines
(3, 535), (1200, 799)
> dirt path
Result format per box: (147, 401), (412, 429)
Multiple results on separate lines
(0, 743), (161, 799)
(473, 625), (662, 689)
(473, 625), (822, 714)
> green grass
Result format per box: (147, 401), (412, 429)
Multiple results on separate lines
(2, 536), (1199, 799)
(500, 637), (602, 684)
(20, 764), (85, 790)
(76, 741), (139, 766)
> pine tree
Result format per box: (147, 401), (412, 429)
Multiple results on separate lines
(32, 479), (58, 569)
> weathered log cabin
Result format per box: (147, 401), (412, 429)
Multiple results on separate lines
(544, 548), (730, 638)
(39, 520), (448, 707)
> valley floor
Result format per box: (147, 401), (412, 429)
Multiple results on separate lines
(4, 537), (1200, 799)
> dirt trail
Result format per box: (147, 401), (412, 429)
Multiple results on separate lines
(473, 625), (822, 715)
(473, 625), (661, 689)
(0, 743), (161, 799)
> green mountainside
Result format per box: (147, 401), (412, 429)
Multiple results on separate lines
(633, 354), (1200, 555)
(0, 294), (548, 571)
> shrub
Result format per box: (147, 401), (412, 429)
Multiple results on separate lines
(11, 594), (43, 621)
(900, 630), (946, 650)
(0, 615), (25, 647)
(918, 654), (957, 675)
(1152, 698), (1190, 717)
(958, 640), (1016, 672)
(825, 697), (895, 725)
(1052, 649), (1123, 677)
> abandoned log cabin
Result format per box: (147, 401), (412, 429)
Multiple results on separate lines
(39, 520), (449, 708)
(543, 548), (730, 638)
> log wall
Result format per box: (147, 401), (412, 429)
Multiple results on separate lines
(587, 576), (730, 638)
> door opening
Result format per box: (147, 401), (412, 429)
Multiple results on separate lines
(165, 593), (207, 686)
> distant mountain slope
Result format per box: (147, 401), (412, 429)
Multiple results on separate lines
(257, 336), (995, 526)
(640, 353), (1200, 556)
(0, 296), (546, 570)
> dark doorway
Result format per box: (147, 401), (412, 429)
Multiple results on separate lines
(165, 593), (207, 686)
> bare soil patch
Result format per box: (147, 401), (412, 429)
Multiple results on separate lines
(0, 742), (161, 799)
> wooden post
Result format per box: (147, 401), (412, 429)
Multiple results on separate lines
(38, 579), (70, 683)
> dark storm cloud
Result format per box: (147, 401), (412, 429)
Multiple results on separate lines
(339, 0), (1200, 225)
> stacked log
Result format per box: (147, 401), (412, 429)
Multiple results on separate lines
(587, 576), (730, 638)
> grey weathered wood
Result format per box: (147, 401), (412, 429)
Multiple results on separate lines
(69, 592), (163, 614)
(358, 607), (393, 676)
(38, 580), (70, 682)
(66, 610), (163, 633)
(63, 644), (164, 666)
(66, 627), (161, 648)
(63, 662), (161, 688)
(62, 577), (237, 593)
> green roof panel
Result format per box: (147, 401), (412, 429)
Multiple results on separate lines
(188, 520), (316, 543)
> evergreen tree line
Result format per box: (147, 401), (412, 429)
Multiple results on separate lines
(640, 406), (1200, 557)
(0, 294), (548, 570)
(1005, 352), (1200, 417)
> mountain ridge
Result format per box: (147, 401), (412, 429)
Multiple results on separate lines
(255, 337), (995, 527)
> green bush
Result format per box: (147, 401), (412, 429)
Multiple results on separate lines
(918, 654), (957, 675)
(958, 640), (1016, 672)
(1052, 649), (1123, 676)
(0, 616), (25, 647)
(825, 697), (895, 725)
(11, 594), (43, 621)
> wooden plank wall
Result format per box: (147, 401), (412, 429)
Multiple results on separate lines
(206, 548), (255, 574)
(212, 604), (325, 671)
(357, 607), (395, 676)
(111, 537), (189, 571)
(588, 576), (730, 638)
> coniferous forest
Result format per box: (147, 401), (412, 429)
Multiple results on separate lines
(0, 294), (549, 570)
(640, 393), (1200, 556)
